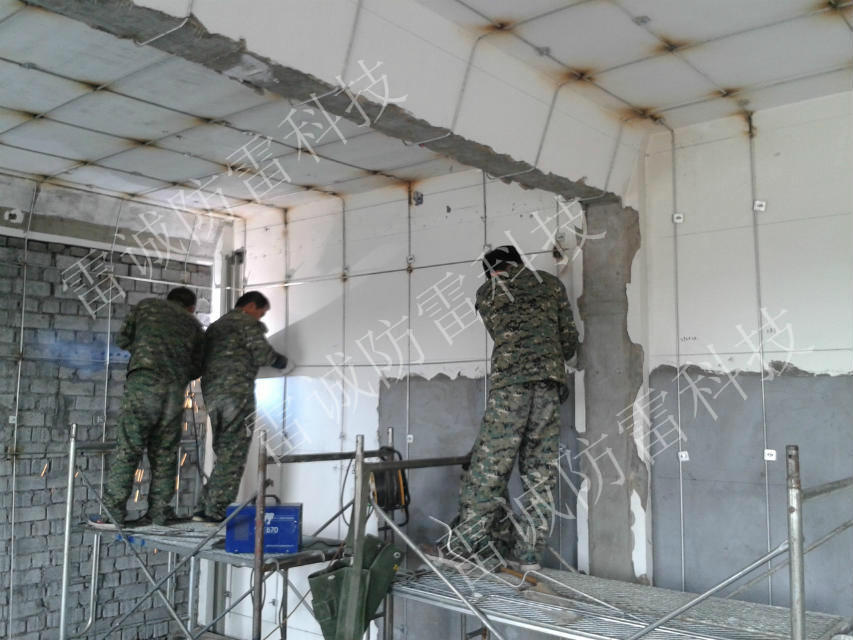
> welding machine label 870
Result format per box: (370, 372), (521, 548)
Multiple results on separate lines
(224, 503), (302, 554)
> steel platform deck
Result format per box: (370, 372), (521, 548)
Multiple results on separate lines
(84, 522), (343, 571)
(392, 567), (851, 640)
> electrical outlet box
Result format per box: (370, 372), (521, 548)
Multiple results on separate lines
(3, 208), (23, 224)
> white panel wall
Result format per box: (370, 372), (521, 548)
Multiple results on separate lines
(218, 168), (584, 638)
(644, 91), (853, 375)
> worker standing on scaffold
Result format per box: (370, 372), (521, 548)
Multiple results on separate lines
(91, 287), (205, 529)
(193, 291), (289, 524)
(449, 245), (578, 571)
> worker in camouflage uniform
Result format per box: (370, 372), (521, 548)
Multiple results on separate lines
(93, 287), (204, 529)
(194, 291), (288, 522)
(450, 245), (578, 570)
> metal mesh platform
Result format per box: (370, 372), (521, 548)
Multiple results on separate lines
(84, 522), (343, 570)
(392, 567), (850, 640)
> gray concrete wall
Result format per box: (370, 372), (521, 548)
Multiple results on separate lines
(0, 235), (212, 639)
(378, 374), (578, 639)
(578, 201), (647, 582)
(650, 365), (853, 618)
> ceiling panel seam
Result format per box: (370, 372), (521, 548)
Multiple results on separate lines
(595, 0), (853, 76)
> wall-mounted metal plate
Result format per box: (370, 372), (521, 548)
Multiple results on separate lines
(764, 449), (777, 461)
(672, 212), (684, 224)
(753, 200), (766, 212)
(678, 450), (689, 462)
(406, 434), (414, 444)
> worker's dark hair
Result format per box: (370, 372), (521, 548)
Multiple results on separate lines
(167, 287), (197, 309)
(482, 245), (523, 275)
(235, 291), (270, 310)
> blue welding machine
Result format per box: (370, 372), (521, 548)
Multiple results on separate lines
(224, 503), (302, 554)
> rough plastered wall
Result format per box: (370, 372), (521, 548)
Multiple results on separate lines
(643, 91), (853, 615)
(220, 168), (591, 639)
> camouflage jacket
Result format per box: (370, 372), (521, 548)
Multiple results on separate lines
(201, 309), (284, 395)
(476, 264), (578, 400)
(117, 298), (205, 384)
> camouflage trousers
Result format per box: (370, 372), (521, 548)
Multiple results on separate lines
(198, 387), (254, 520)
(103, 370), (185, 524)
(454, 381), (562, 565)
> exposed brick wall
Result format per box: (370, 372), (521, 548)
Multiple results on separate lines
(0, 235), (212, 639)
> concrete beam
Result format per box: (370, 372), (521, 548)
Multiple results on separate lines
(577, 199), (648, 582)
(27, 0), (648, 205)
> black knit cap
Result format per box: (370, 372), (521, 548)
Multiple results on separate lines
(482, 245), (522, 275)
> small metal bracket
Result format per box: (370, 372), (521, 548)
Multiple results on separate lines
(764, 449), (777, 462)
(93, 415), (105, 425)
(672, 212), (684, 224)
(411, 191), (424, 206)
(753, 200), (766, 213)
(678, 450), (690, 462)
(8, 415), (16, 425)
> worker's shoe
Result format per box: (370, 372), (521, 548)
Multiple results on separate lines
(87, 514), (120, 530)
(149, 508), (191, 526)
(192, 511), (222, 525)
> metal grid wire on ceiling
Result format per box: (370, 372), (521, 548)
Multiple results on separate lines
(414, 0), (853, 127)
(0, 2), (458, 216)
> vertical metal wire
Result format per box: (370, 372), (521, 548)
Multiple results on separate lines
(6, 182), (41, 639)
(481, 171), (489, 410)
(338, 196), (348, 540)
(664, 126), (687, 592)
(747, 113), (774, 604)
(405, 187), (413, 461)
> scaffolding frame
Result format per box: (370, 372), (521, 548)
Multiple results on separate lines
(60, 424), (853, 640)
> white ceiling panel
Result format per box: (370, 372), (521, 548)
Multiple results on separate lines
(203, 170), (306, 202)
(0, 59), (90, 114)
(0, 0), (22, 21)
(264, 189), (332, 208)
(316, 131), (437, 172)
(0, 105), (29, 134)
(226, 100), (372, 149)
(415, 0), (588, 29)
(99, 147), (223, 183)
(157, 125), (292, 165)
(516, 0), (661, 72)
(0, 8), (168, 85)
(613, 0), (817, 44)
(58, 165), (169, 195)
(322, 174), (399, 194)
(50, 92), (202, 141)
(143, 186), (244, 211)
(0, 119), (133, 161)
(0, 144), (77, 175)
(658, 97), (742, 129)
(276, 154), (365, 186)
(681, 15), (853, 90)
(742, 69), (853, 114)
(59, 165), (166, 194)
(388, 156), (467, 181)
(596, 55), (718, 110)
(111, 57), (273, 119)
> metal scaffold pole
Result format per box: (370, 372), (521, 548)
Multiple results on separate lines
(787, 445), (806, 640)
(58, 423), (78, 640)
(253, 428), (268, 640)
